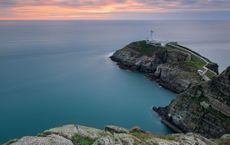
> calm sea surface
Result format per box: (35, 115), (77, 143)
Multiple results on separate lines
(0, 20), (230, 143)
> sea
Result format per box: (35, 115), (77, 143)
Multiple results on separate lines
(0, 20), (230, 143)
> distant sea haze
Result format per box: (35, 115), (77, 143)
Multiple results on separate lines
(0, 20), (229, 143)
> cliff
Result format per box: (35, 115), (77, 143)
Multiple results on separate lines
(111, 40), (229, 138)
(4, 124), (229, 145)
(154, 66), (230, 138)
(111, 41), (218, 93)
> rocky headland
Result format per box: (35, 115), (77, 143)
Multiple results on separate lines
(154, 66), (230, 138)
(110, 41), (218, 93)
(111, 40), (229, 139)
(4, 124), (229, 145)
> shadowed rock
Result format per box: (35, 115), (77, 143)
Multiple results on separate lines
(154, 66), (230, 138)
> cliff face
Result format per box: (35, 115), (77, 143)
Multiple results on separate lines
(111, 41), (229, 138)
(4, 124), (227, 145)
(154, 66), (230, 138)
(111, 41), (218, 93)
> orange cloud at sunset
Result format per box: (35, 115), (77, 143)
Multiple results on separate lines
(0, 0), (164, 20)
(0, 0), (230, 20)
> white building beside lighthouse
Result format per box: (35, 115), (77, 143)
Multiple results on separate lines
(146, 30), (162, 46)
(146, 30), (173, 47)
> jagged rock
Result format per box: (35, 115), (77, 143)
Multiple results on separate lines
(43, 124), (78, 139)
(5, 124), (222, 145)
(144, 133), (217, 145)
(153, 64), (199, 92)
(211, 66), (230, 97)
(206, 63), (219, 74)
(154, 66), (230, 138)
(111, 41), (214, 93)
(44, 124), (104, 139)
(93, 136), (119, 145)
(145, 137), (178, 145)
(114, 133), (140, 145)
(221, 134), (230, 140)
(105, 125), (129, 134)
(173, 133), (216, 145)
(10, 134), (73, 145)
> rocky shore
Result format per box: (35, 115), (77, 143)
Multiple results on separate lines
(154, 66), (230, 138)
(4, 124), (229, 145)
(110, 41), (218, 93)
(111, 40), (229, 139)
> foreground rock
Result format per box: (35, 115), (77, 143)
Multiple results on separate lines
(4, 124), (229, 145)
(110, 41), (218, 93)
(9, 135), (74, 145)
(154, 66), (230, 138)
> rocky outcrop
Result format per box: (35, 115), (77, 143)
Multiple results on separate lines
(211, 67), (230, 97)
(153, 64), (199, 92)
(111, 40), (228, 138)
(154, 66), (230, 138)
(111, 41), (216, 93)
(4, 124), (226, 145)
(9, 135), (74, 145)
(104, 125), (129, 134)
(43, 124), (104, 139)
(206, 63), (219, 74)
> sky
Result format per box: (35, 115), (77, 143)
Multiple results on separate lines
(0, 0), (230, 20)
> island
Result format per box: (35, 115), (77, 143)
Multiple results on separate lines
(110, 40), (218, 93)
(110, 40), (229, 138)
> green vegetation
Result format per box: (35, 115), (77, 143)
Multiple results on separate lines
(173, 44), (211, 63)
(214, 138), (230, 145)
(128, 41), (207, 70)
(166, 44), (206, 69)
(71, 134), (96, 145)
(217, 95), (230, 106)
(158, 135), (176, 141)
(205, 70), (216, 79)
(130, 129), (176, 141)
(37, 132), (51, 137)
(126, 41), (166, 56)
(177, 70), (199, 79)
(187, 54), (206, 69)
(130, 130), (152, 140)
(127, 41), (219, 81)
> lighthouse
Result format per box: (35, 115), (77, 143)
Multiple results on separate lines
(150, 30), (154, 41)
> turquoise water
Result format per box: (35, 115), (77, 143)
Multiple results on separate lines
(0, 20), (230, 143)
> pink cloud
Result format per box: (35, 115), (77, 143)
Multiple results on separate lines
(0, 0), (230, 20)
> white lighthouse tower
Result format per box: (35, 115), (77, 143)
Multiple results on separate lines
(150, 30), (154, 42)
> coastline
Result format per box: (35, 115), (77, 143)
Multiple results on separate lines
(110, 40), (229, 138)
(110, 40), (218, 93)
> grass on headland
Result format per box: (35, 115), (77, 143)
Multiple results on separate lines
(127, 41), (207, 70)
(130, 130), (152, 140)
(205, 69), (217, 79)
(174, 44), (212, 63)
(130, 129), (176, 141)
(166, 44), (206, 69)
(71, 134), (95, 145)
(186, 54), (206, 69)
(125, 41), (166, 56)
